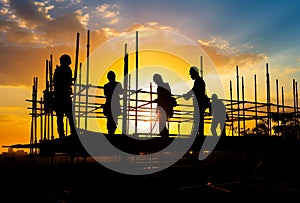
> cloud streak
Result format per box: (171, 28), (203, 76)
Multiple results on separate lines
(9, 0), (50, 29)
(0, 1), (269, 88)
(198, 35), (268, 73)
(96, 3), (120, 25)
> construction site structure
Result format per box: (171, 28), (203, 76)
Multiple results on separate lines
(3, 30), (300, 166)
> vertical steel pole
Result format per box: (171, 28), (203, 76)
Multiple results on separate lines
(236, 65), (240, 136)
(242, 76), (245, 135)
(254, 74), (258, 132)
(200, 55), (203, 79)
(268, 64), (272, 136)
(49, 55), (54, 139)
(276, 79), (279, 135)
(230, 80), (233, 136)
(85, 30), (90, 131)
(122, 44), (129, 134)
(135, 31), (139, 135)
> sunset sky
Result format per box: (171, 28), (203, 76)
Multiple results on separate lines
(0, 0), (299, 153)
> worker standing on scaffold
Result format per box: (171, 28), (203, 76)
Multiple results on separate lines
(53, 54), (76, 139)
(103, 71), (123, 136)
(182, 66), (209, 138)
(153, 73), (175, 138)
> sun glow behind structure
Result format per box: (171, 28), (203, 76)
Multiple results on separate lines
(76, 29), (224, 137)
(67, 30), (227, 174)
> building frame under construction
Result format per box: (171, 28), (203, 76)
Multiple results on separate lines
(5, 30), (300, 162)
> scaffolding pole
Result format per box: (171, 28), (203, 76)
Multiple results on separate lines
(85, 30), (90, 131)
(122, 44), (129, 134)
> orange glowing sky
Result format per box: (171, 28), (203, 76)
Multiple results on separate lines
(0, 0), (299, 153)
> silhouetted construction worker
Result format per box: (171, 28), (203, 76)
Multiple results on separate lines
(53, 54), (76, 139)
(182, 66), (207, 137)
(210, 93), (227, 136)
(103, 71), (123, 135)
(153, 74), (174, 138)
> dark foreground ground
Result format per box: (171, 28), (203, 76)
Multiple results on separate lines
(0, 149), (300, 203)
